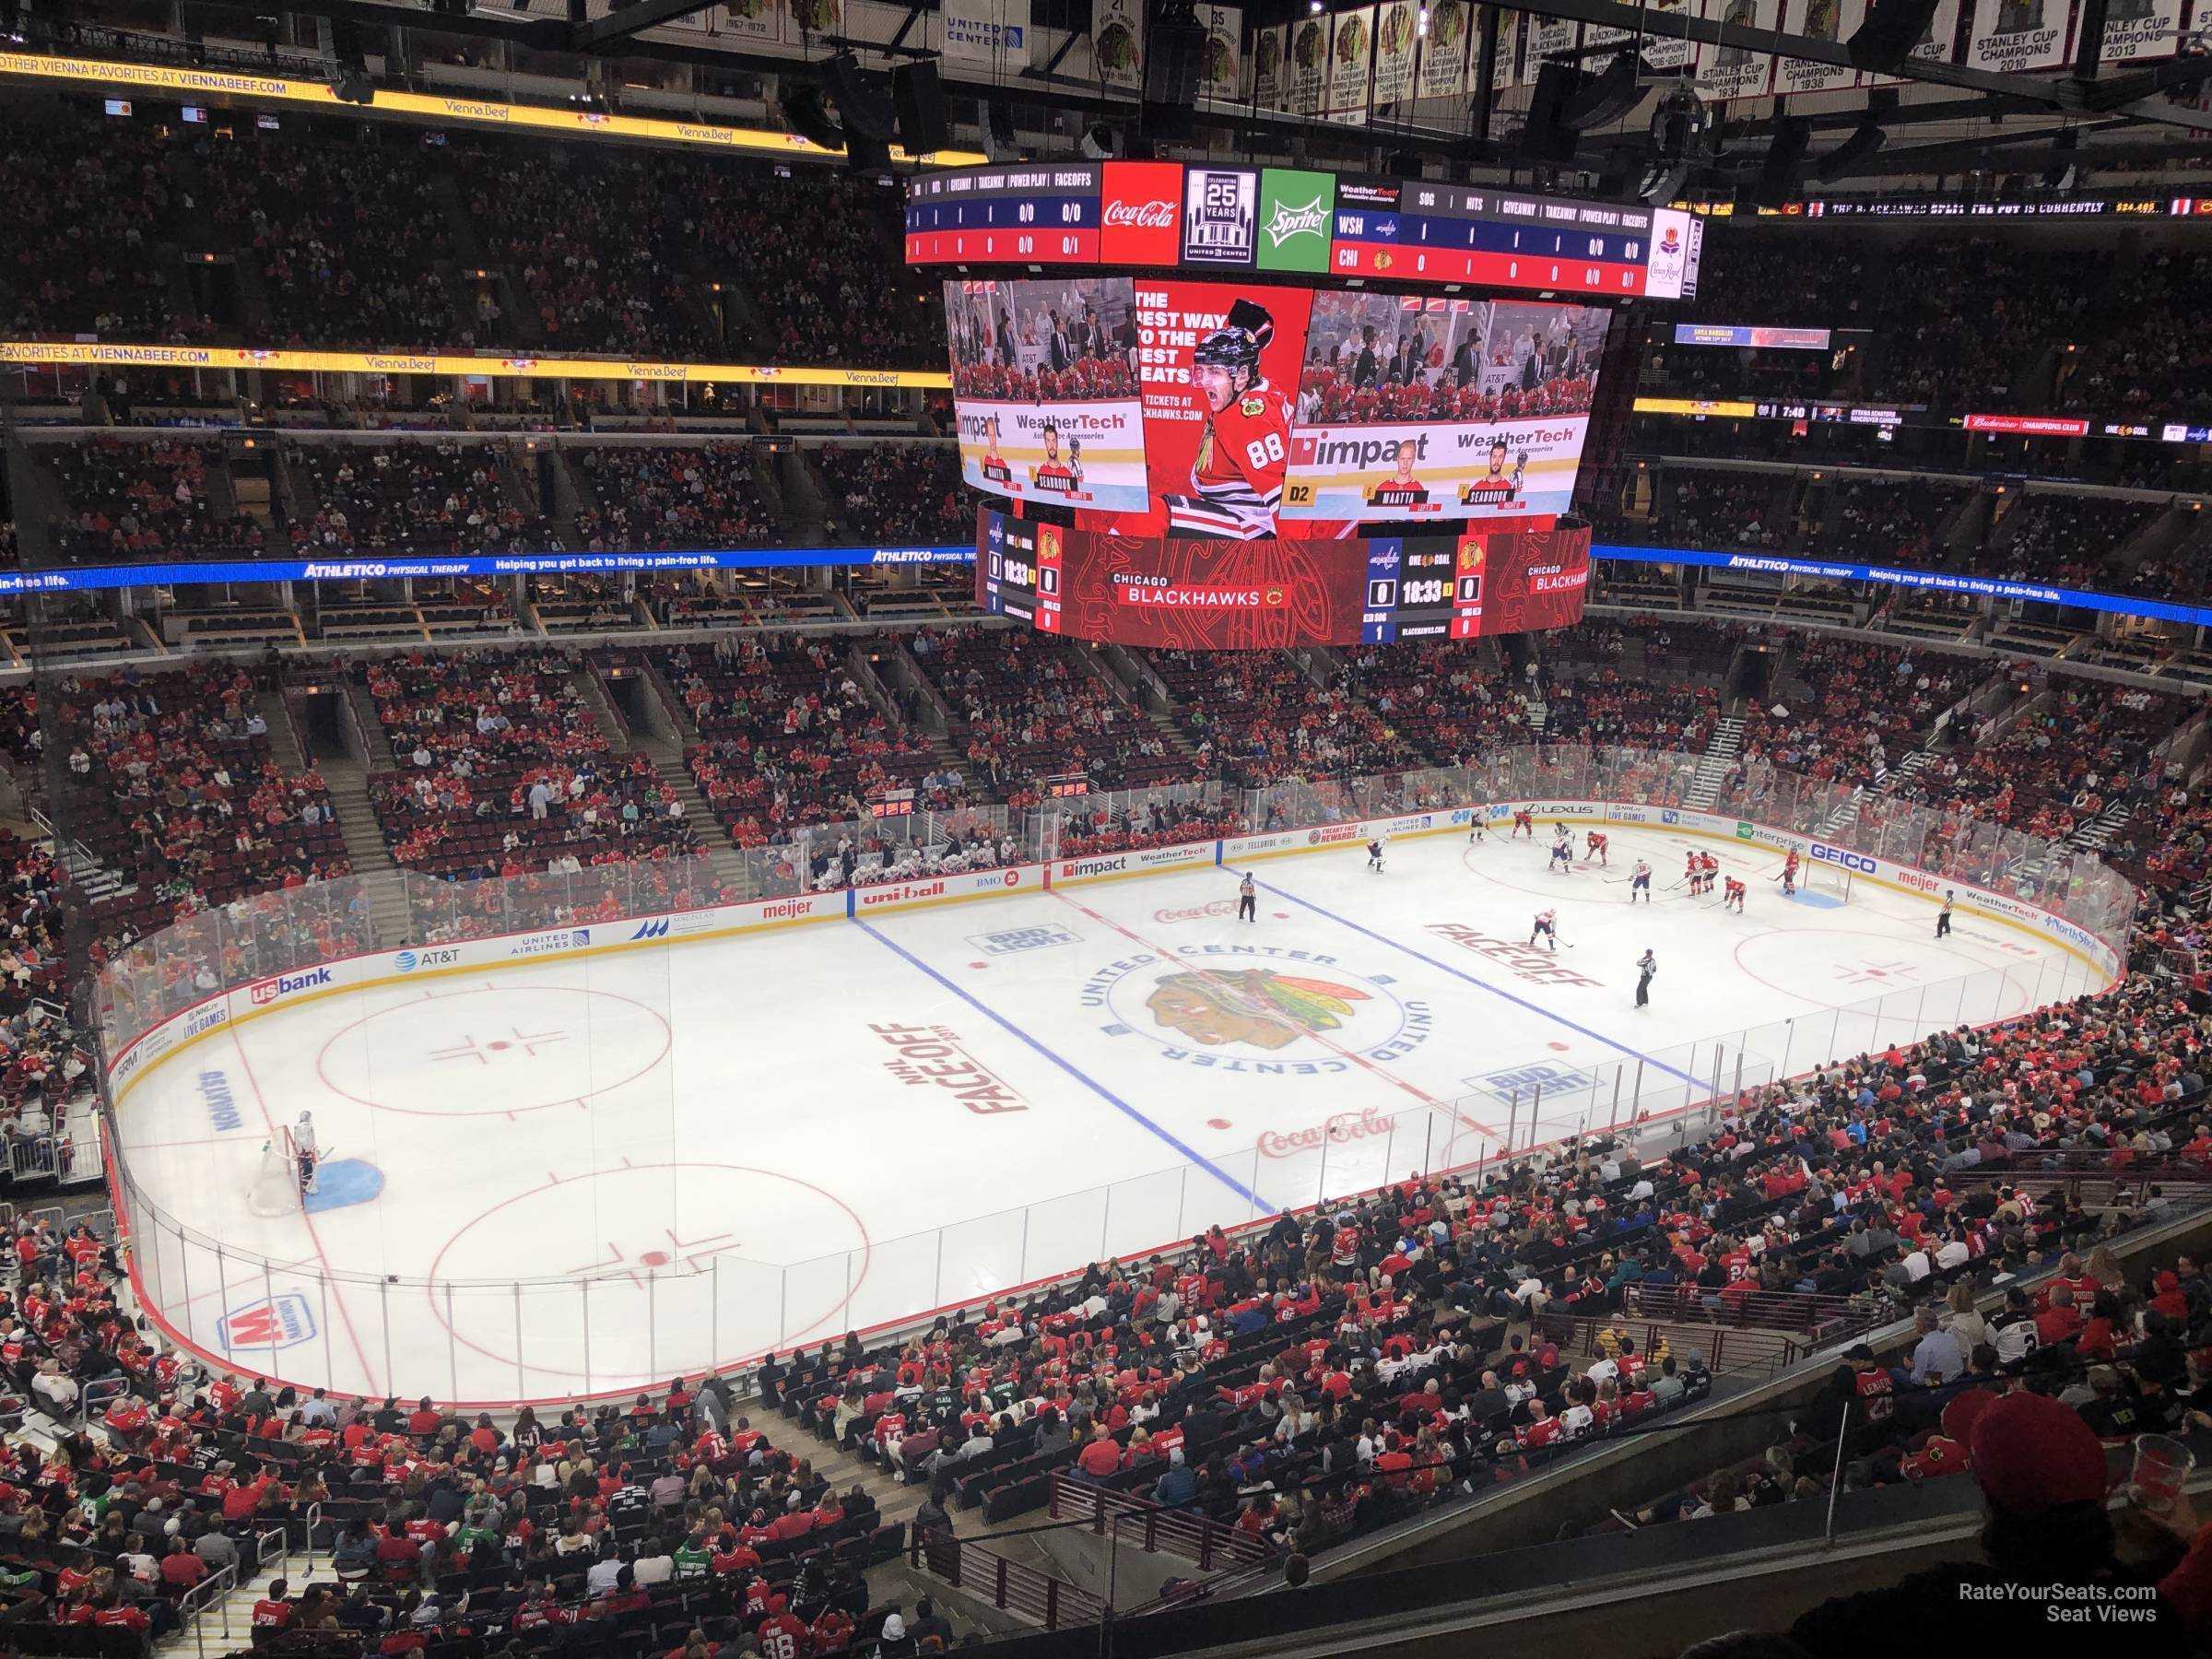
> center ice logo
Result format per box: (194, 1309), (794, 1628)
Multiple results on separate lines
(1081, 945), (1430, 1073)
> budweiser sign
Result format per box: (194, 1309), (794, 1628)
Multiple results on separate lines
(1259, 1106), (1393, 1159)
(1103, 198), (1175, 228)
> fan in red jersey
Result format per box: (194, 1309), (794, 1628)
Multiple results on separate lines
(1164, 299), (1293, 541)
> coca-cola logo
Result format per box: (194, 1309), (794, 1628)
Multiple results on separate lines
(1104, 199), (1175, 228)
(1154, 900), (1237, 924)
(1259, 1106), (1392, 1159)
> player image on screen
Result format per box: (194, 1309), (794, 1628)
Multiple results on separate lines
(1460, 441), (1527, 507)
(981, 414), (1012, 482)
(1367, 439), (1430, 509)
(1030, 424), (1085, 496)
(1163, 299), (1294, 541)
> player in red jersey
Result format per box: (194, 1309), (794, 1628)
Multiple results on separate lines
(1782, 848), (1801, 896)
(1166, 300), (1291, 540)
(1724, 876), (1747, 912)
(1584, 830), (1608, 865)
(1512, 806), (1536, 839)
(1700, 852), (1719, 893)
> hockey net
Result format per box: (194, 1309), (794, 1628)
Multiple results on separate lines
(245, 1127), (300, 1217)
(1800, 862), (1853, 904)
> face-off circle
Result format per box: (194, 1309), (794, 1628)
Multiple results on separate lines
(427, 1160), (871, 1379)
(316, 985), (673, 1116)
(1731, 928), (2036, 1018)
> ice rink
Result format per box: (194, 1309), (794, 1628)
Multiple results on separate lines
(113, 822), (2104, 1403)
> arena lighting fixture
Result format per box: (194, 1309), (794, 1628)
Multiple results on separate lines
(1418, 5), (1430, 33)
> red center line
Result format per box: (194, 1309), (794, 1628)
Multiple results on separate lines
(224, 1026), (383, 1399)
(1050, 888), (1500, 1138)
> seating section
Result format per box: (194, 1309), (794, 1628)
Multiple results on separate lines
(42, 440), (265, 564)
(1818, 478), (1968, 569)
(814, 445), (970, 544)
(359, 648), (695, 878)
(44, 665), (347, 951)
(288, 441), (545, 557)
(1900, 680), (2179, 841)
(655, 634), (938, 850)
(909, 626), (1191, 803)
(1977, 492), (2157, 588)
(1144, 650), (1418, 789)
(570, 445), (769, 551)
(1344, 640), (1534, 767)
(1737, 640), (1988, 790)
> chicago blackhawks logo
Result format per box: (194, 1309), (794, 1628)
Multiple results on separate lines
(1080, 945), (1430, 1073)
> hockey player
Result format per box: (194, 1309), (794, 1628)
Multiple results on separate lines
(1469, 814), (1486, 845)
(1630, 858), (1653, 902)
(1530, 909), (1559, 950)
(294, 1111), (320, 1197)
(1782, 848), (1801, 897)
(1724, 877), (1747, 913)
(1584, 829), (1609, 866)
(1548, 832), (1574, 876)
(1367, 839), (1385, 874)
(1512, 806), (1536, 839)
(1685, 850), (1702, 895)
(1700, 852), (1720, 894)
(1162, 300), (1292, 540)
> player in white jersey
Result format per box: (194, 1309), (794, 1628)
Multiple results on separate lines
(294, 1111), (321, 1196)
(1367, 839), (1384, 873)
(1548, 835), (1573, 875)
(1530, 909), (1559, 950)
(1630, 858), (1653, 902)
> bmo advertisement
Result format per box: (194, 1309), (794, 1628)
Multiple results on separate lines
(976, 508), (1592, 651)
(946, 274), (1607, 533)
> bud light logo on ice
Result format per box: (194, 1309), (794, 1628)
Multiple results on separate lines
(218, 1293), (316, 1353)
(250, 966), (333, 1006)
(1475, 1062), (1598, 1102)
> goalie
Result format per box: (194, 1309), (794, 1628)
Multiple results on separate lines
(1163, 300), (1292, 541)
(293, 1111), (320, 1198)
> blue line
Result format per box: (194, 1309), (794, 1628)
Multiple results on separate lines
(853, 920), (1271, 1213)
(1250, 877), (1703, 1088)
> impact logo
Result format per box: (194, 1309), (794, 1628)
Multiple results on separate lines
(967, 925), (1079, 956)
(249, 966), (333, 1006)
(1080, 945), (1430, 1074)
(218, 1293), (317, 1353)
(394, 947), (463, 972)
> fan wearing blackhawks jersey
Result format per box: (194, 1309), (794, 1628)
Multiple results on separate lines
(1165, 299), (1292, 541)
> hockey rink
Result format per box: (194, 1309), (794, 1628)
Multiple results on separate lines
(112, 823), (2106, 1403)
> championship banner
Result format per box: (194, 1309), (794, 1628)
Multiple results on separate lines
(1776, 0), (1865, 93)
(1588, 0), (1697, 67)
(717, 0), (783, 44)
(1699, 0), (1777, 98)
(1866, 0), (1960, 76)
(976, 508), (1592, 648)
(1325, 4), (1378, 123)
(1966, 0), (2072, 70)
(1253, 23), (1291, 106)
(1281, 294), (1608, 526)
(1288, 15), (1332, 112)
(2100, 0), (2181, 59)
(783, 0), (842, 39)
(1372, 1), (1422, 104)
(941, 0), (1030, 62)
(1093, 0), (1146, 93)
(1198, 4), (1244, 100)
(1481, 6), (1522, 88)
(1524, 13), (1580, 79)
(943, 276), (1149, 512)
(1417, 0), (1474, 96)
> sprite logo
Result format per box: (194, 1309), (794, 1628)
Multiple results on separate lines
(1265, 193), (1329, 249)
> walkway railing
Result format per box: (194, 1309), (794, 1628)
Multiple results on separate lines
(908, 1527), (1105, 1630)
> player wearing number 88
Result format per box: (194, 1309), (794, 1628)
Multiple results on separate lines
(1164, 299), (1293, 540)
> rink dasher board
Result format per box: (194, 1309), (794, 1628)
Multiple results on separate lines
(101, 801), (2123, 1112)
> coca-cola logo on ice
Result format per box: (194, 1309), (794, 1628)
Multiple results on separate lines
(1259, 1106), (1392, 1159)
(1100, 159), (1184, 265)
(1103, 199), (1175, 228)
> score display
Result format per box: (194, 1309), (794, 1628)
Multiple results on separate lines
(910, 161), (1702, 302)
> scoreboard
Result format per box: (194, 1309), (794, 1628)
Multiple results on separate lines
(909, 161), (1703, 301)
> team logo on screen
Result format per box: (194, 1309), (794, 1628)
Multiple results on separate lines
(1079, 945), (1430, 1071)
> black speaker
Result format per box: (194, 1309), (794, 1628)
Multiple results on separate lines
(1814, 115), (1888, 182)
(782, 84), (845, 153)
(1145, 19), (1206, 107)
(1747, 115), (1810, 207)
(1561, 53), (1649, 129)
(1518, 61), (1583, 164)
(1848, 0), (1945, 73)
(826, 51), (895, 145)
(892, 61), (947, 155)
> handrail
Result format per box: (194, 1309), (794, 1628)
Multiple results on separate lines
(1047, 1475), (1277, 1572)
(907, 1526), (1104, 1631)
(177, 1559), (237, 1659)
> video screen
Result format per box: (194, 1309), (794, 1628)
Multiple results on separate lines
(942, 277), (1610, 534)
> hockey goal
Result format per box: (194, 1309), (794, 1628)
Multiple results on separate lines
(245, 1128), (301, 1217)
(1799, 863), (1853, 905)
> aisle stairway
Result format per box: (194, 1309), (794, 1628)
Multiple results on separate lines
(1681, 714), (1745, 810)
